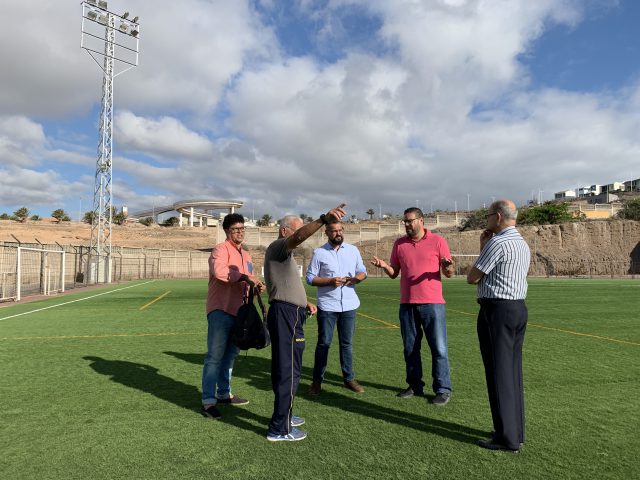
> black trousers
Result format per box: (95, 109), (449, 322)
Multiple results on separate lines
(477, 298), (527, 450)
(267, 301), (306, 435)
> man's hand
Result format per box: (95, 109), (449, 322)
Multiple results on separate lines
(480, 229), (494, 250)
(254, 281), (265, 293)
(440, 257), (455, 278)
(371, 256), (387, 269)
(306, 302), (318, 316)
(325, 204), (347, 223)
(330, 277), (348, 287)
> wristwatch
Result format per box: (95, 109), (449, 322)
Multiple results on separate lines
(319, 214), (328, 225)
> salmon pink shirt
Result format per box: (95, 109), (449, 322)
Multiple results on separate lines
(206, 239), (255, 316)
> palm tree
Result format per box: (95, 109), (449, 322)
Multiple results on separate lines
(256, 214), (273, 227)
(366, 208), (375, 220)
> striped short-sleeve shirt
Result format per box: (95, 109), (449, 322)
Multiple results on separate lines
(474, 226), (530, 300)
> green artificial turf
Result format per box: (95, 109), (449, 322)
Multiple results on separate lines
(0, 277), (638, 479)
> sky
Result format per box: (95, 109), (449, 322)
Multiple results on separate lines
(1, 0), (639, 221)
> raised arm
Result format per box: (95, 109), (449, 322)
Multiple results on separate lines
(285, 204), (346, 252)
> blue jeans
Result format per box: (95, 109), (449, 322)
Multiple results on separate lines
(201, 310), (240, 405)
(312, 309), (356, 382)
(399, 303), (452, 394)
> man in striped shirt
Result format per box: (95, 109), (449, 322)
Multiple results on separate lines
(467, 199), (531, 453)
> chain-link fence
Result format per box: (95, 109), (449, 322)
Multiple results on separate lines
(0, 241), (210, 302)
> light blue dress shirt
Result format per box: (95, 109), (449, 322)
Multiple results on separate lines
(305, 242), (367, 312)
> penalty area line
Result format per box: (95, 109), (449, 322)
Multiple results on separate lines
(0, 280), (157, 322)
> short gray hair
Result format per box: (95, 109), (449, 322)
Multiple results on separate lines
(279, 215), (301, 229)
(493, 200), (518, 220)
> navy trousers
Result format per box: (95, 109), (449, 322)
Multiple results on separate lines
(267, 301), (306, 435)
(477, 298), (527, 450)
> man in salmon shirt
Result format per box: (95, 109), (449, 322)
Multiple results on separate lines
(371, 207), (455, 405)
(201, 213), (264, 420)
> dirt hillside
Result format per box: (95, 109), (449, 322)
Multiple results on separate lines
(2, 219), (638, 276)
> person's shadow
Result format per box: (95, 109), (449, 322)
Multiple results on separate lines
(83, 356), (269, 437)
(164, 351), (487, 445)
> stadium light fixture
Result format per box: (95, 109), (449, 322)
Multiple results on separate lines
(87, 0), (97, 5)
(119, 22), (128, 33)
(132, 16), (138, 23)
(98, 1), (108, 9)
(87, 9), (98, 21)
(122, 11), (129, 19)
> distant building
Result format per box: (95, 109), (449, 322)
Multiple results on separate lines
(554, 190), (577, 200)
(623, 178), (640, 192)
(602, 182), (625, 194)
(577, 185), (601, 197)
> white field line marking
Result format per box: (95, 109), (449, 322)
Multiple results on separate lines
(0, 280), (156, 322)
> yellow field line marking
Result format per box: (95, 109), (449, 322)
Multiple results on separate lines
(527, 323), (640, 347)
(357, 311), (399, 329)
(445, 307), (639, 347)
(139, 291), (171, 311)
(0, 331), (204, 341)
(0, 280), (157, 322)
(357, 292), (639, 347)
(447, 308), (476, 317)
(306, 294), (399, 329)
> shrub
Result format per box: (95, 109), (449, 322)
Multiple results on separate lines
(617, 197), (640, 221)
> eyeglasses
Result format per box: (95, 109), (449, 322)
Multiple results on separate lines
(229, 227), (245, 233)
(402, 218), (420, 225)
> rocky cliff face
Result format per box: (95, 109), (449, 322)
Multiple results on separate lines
(356, 220), (640, 277)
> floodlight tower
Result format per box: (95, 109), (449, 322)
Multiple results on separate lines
(80, 0), (140, 283)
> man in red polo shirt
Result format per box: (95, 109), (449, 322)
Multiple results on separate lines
(372, 207), (454, 405)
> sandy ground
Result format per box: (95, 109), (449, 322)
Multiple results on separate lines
(0, 220), (220, 250)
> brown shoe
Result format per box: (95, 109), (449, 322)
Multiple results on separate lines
(308, 381), (322, 396)
(344, 379), (364, 393)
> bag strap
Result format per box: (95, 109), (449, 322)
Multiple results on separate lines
(245, 285), (266, 317)
(255, 288), (267, 318)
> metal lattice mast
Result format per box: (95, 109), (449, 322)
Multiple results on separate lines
(81, 1), (140, 283)
(91, 13), (115, 265)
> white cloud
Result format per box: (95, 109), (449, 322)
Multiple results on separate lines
(114, 111), (214, 161)
(0, 0), (274, 117)
(1, 0), (638, 219)
(0, 116), (47, 167)
(0, 166), (86, 211)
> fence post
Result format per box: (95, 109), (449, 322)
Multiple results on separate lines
(16, 246), (21, 301)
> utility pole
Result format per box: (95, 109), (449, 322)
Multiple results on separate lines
(81, 0), (140, 283)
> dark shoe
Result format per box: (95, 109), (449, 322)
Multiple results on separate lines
(344, 379), (364, 393)
(216, 395), (249, 406)
(396, 387), (421, 398)
(308, 381), (322, 396)
(290, 415), (305, 427)
(490, 431), (524, 447)
(200, 405), (222, 420)
(432, 392), (451, 406)
(478, 438), (519, 453)
(266, 428), (307, 442)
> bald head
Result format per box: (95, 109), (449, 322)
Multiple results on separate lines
(488, 199), (518, 232)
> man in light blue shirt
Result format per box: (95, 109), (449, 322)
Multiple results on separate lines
(306, 221), (367, 395)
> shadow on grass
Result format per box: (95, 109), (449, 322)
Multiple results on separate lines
(163, 351), (487, 445)
(83, 356), (269, 437)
